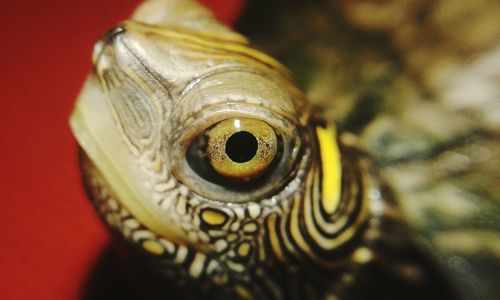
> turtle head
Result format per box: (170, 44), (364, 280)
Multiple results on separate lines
(71, 4), (364, 298)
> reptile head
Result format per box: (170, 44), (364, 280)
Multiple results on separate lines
(71, 5), (371, 298)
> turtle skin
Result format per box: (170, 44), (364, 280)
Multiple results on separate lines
(74, 0), (500, 299)
(237, 1), (500, 299)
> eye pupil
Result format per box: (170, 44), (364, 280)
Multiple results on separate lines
(225, 131), (258, 163)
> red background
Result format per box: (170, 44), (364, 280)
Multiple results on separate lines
(0, 1), (242, 299)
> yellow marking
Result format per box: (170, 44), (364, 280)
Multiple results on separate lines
(234, 285), (253, 300)
(174, 246), (188, 263)
(125, 21), (291, 78)
(206, 259), (219, 274)
(227, 260), (245, 272)
(159, 44), (286, 80)
(201, 209), (227, 226)
(303, 166), (337, 247)
(189, 253), (206, 278)
(159, 238), (176, 254)
(213, 273), (228, 285)
(299, 135), (371, 263)
(227, 233), (238, 242)
(243, 222), (258, 233)
(307, 161), (370, 253)
(237, 242), (251, 257)
(290, 194), (316, 258)
(214, 239), (228, 252)
(124, 218), (140, 229)
(142, 240), (165, 255)
(310, 160), (354, 236)
(279, 205), (302, 259)
(352, 247), (373, 264)
(316, 125), (342, 214)
(267, 214), (285, 262)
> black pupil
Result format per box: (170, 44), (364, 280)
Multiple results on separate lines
(225, 131), (258, 163)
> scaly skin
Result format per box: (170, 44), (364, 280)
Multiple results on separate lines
(69, 0), (481, 299)
(238, 1), (500, 299)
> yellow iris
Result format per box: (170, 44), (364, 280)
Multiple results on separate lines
(207, 118), (277, 180)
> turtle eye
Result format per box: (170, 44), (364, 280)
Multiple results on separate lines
(207, 118), (278, 180)
(186, 118), (282, 184)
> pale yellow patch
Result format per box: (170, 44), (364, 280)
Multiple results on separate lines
(237, 242), (251, 257)
(267, 214), (285, 262)
(352, 247), (373, 264)
(213, 273), (228, 285)
(143, 240), (165, 255)
(234, 285), (252, 300)
(189, 253), (206, 278)
(201, 209), (226, 226)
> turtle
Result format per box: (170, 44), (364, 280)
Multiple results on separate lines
(69, 0), (500, 299)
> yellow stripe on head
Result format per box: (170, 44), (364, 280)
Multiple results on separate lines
(315, 124), (342, 214)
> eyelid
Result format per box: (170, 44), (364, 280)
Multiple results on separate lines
(170, 103), (299, 153)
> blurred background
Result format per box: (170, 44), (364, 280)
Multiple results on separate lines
(0, 0), (241, 299)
